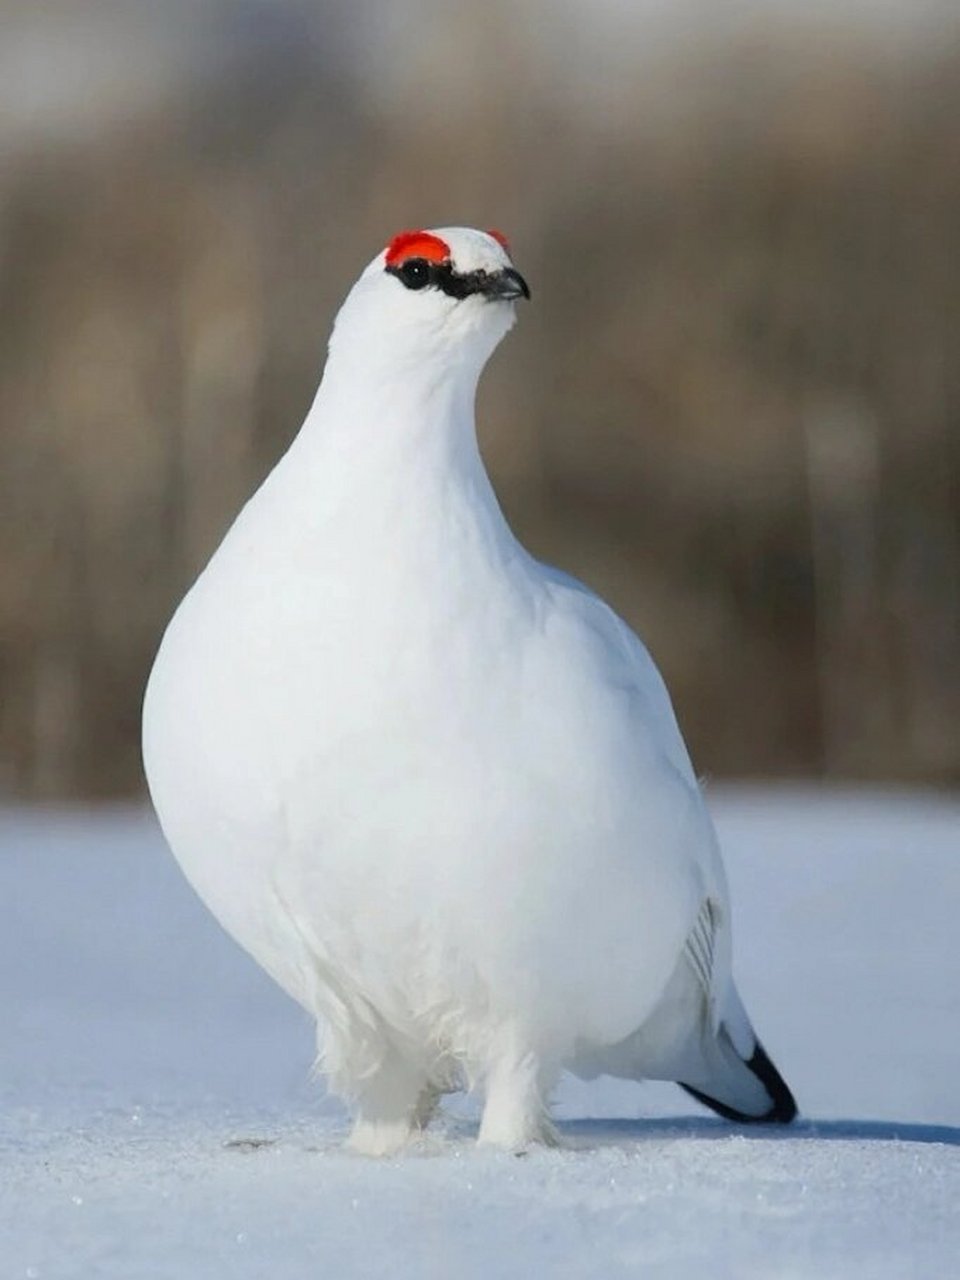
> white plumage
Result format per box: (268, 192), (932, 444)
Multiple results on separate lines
(143, 226), (795, 1153)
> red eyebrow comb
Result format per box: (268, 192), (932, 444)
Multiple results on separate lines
(385, 230), (452, 267)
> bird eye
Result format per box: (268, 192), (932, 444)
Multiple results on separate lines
(399, 258), (431, 290)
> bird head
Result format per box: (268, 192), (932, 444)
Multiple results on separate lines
(328, 227), (530, 381)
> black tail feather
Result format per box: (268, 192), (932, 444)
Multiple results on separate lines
(681, 1041), (798, 1124)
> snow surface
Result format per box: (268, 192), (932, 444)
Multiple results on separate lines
(2, 788), (959, 1278)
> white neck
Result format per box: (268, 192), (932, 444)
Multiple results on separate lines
(274, 340), (514, 569)
(307, 345), (480, 465)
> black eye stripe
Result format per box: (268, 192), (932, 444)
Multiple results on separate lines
(386, 258), (490, 299)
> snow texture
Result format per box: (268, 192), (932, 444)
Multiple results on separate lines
(2, 788), (959, 1278)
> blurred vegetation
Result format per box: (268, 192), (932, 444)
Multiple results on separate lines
(1, 5), (958, 798)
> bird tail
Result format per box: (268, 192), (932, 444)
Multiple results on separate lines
(568, 915), (797, 1124)
(680, 1034), (797, 1124)
(679, 984), (797, 1124)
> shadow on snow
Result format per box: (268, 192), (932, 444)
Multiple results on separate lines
(557, 1116), (960, 1148)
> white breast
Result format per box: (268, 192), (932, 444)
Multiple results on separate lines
(143, 454), (712, 1067)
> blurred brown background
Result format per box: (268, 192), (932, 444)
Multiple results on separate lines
(1, 0), (958, 799)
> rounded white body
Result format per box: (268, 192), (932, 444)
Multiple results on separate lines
(143, 228), (772, 1151)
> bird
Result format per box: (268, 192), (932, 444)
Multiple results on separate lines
(142, 226), (796, 1155)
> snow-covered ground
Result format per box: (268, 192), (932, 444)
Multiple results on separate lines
(2, 788), (958, 1278)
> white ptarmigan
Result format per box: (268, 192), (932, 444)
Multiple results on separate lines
(143, 226), (796, 1154)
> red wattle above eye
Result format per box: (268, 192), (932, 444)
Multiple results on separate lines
(385, 230), (452, 267)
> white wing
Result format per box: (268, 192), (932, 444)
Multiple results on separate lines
(537, 560), (734, 1024)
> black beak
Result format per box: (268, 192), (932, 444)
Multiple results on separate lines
(482, 267), (531, 302)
